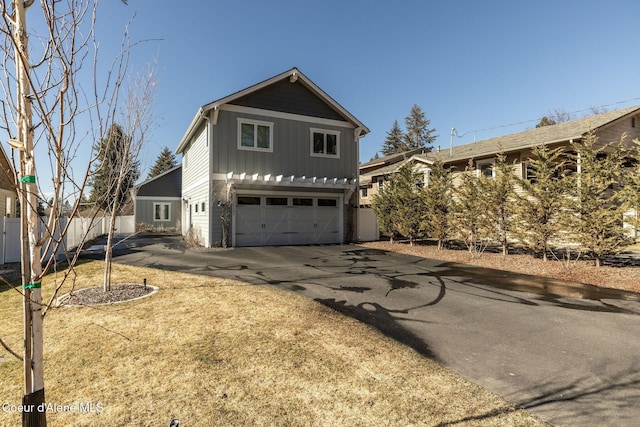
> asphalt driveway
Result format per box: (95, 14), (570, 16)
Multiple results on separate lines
(107, 236), (640, 426)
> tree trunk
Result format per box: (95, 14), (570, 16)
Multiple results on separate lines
(14, 0), (47, 424)
(104, 203), (119, 292)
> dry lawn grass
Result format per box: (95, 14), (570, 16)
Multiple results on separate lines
(0, 261), (547, 426)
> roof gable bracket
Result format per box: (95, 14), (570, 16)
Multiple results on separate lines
(212, 106), (219, 125)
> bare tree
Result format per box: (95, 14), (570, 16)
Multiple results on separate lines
(0, 0), (134, 424)
(101, 64), (157, 291)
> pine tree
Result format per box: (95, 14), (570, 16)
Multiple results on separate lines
(482, 153), (516, 255)
(620, 138), (640, 236)
(423, 159), (452, 249)
(381, 120), (407, 155)
(148, 146), (177, 179)
(390, 163), (427, 245)
(371, 163), (426, 245)
(567, 132), (629, 267)
(451, 161), (492, 256)
(513, 145), (569, 261)
(404, 104), (437, 152)
(371, 175), (396, 242)
(89, 123), (140, 212)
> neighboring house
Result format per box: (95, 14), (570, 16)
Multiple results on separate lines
(0, 145), (17, 217)
(360, 105), (640, 202)
(359, 148), (431, 207)
(419, 105), (640, 181)
(176, 68), (369, 247)
(133, 166), (182, 233)
(359, 105), (640, 238)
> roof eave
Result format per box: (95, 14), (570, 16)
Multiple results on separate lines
(200, 67), (370, 134)
(175, 107), (205, 154)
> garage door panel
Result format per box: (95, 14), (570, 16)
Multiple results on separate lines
(236, 206), (264, 246)
(235, 195), (340, 246)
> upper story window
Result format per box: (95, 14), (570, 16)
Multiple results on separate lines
(310, 128), (340, 158)
(238, 118), (273, 152)
(360, 187), (368, 198)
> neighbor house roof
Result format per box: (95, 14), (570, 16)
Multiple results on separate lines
(176, 68), (370, 154)
(423, 105), (640, 164)
(359, 147), (428, 173)
(359, 154), (433, 185)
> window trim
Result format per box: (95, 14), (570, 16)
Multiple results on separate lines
(310, 128), (340, 158)
(476, 158), (495, 179)
(153, 202), (171, 222)
(237, 118), (274, 152)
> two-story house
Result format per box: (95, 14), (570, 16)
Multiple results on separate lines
(176, 68), (369, 247)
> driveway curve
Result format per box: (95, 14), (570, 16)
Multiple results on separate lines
(107, 236), (640, 426)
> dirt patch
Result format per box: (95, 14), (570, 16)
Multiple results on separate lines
(362, 241), (640, 294)
(59, 283), (156, 306)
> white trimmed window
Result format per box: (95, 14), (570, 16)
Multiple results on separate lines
(154, 203), (171, 221)
(310, 128), (340, 158)
(476, 159), (495, 179)
(238, 118), (273, 152)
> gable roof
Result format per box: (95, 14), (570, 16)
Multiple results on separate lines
(176, 68), (369, 154)
(359, 154), (433, 185)
(134, 165), (182, 198)
(424, 105), (640, 163)
(359, 147), (428, 173)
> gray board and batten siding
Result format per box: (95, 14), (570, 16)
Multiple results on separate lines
(178, 68), (368, 247)
(134, 166), (182, 233)
(209, 108), (358, 179)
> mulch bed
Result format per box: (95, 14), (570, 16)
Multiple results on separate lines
(61, 284), (155, 306)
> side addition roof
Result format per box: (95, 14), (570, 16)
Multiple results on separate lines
(176, 67), (370, 154)
(134, 165), (182, 198)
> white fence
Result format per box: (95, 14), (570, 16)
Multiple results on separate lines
(1, 215), (134, 265)
(357, 207), (379, 242)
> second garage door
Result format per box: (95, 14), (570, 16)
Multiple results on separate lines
(235, 195), (340, 246)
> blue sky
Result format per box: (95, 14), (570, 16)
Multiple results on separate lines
(70, 0), (640, 176)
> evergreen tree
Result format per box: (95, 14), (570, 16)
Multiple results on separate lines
(481, 153), (516, 255)
(371, 175), (396, 242)
(381, 120), (407, 155)
(567, 133), (629, 267)
(620, 138), (640, 235)
(89, 123), (140, 212)
(389, 163), (427, 245)
(148, 146), (178, 179)
(513, 145), (569, 261)
(423, 159), (452, 249)
(371, 163), (426, 245)
(535, 116), (557, 128)
(451, 161), (492, 256)
(404, 104), (437, 152)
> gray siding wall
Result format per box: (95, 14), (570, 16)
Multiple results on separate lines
(135, 198), (182, 232)
(229, 79), (345, 121)
(210, 109), (358, 179)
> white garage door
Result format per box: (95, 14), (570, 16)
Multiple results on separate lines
(235, 195), (340, 246)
